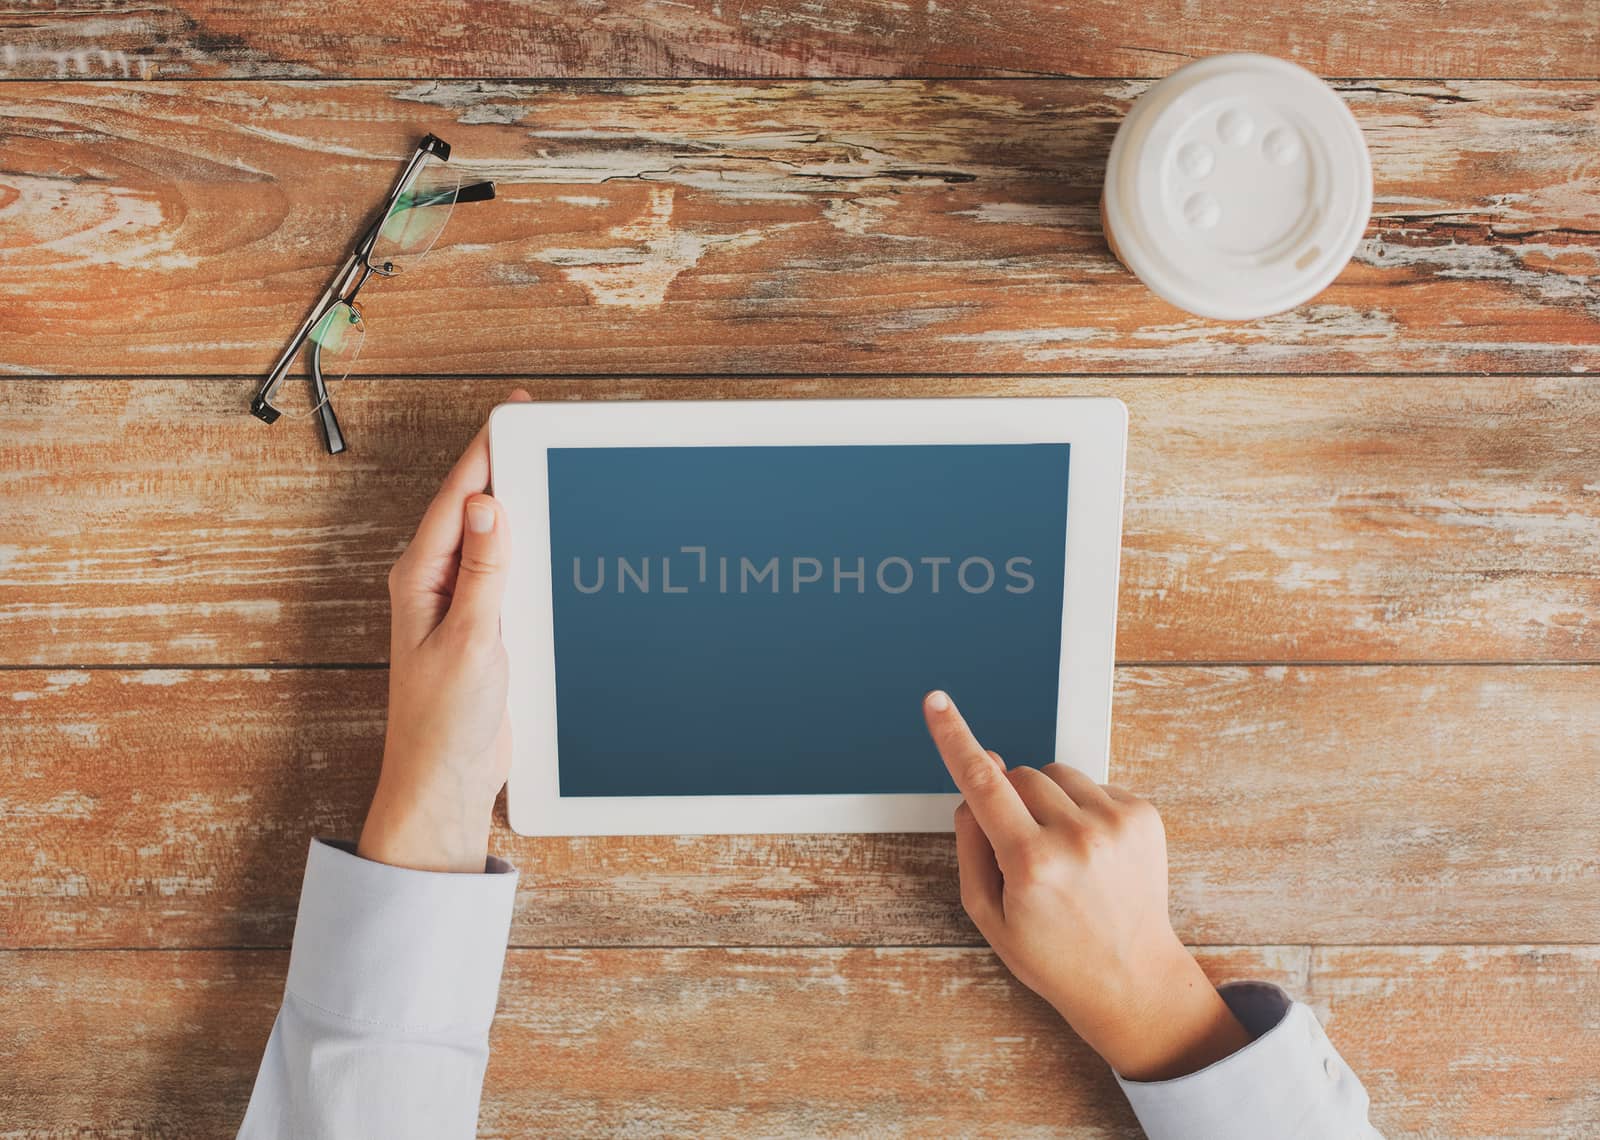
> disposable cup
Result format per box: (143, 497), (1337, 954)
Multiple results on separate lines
(1101, 53), (1372, 321)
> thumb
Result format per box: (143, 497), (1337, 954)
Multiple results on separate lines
(446, 494), (510, 639)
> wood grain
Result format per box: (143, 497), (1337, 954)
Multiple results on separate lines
(3, 945), (1596, 1137)
(2, 376), (1594, 667)
(4, 665), (1595, 950)
(1, 81), (1596, 376)
(1, 1), (1596, 80)
(5, 11), (1597, 1138)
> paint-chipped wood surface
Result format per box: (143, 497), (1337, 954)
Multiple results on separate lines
(2, 9), (1598, 1138)
(2, 946), (1596, 1138)
(2, 81), (1597, 376)
(4, 665), (1597, 949)
(1, 376), (1594, 667)
(1, 1), (1596, 79)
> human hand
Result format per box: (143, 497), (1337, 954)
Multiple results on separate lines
(357, 390), (532, 873)
(923, 690), (1251, 1082)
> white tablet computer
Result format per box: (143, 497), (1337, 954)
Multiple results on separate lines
(489, 398), (1127, 837)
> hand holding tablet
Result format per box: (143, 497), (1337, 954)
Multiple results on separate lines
(356, 389), (533, 874)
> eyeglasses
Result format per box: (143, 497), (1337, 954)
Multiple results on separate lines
(251, 133), (495, 454)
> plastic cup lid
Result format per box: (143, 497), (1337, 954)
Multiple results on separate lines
(1103, 53), (1372, 321)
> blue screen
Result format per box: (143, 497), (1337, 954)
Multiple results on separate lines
(547, 444), (1070, 796)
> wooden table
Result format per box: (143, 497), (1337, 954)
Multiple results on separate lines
(2, 5), (1597, 1136)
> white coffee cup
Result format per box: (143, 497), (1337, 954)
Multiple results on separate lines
(1101, 53), (1372, 321)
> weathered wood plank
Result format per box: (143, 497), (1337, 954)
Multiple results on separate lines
(0, 1), (1595, 80)
(3, 666), (1595, 949)
(2, 946), (1595, 1137)
(1, 376), (1594, 666)
(1, 81), (1595, 376)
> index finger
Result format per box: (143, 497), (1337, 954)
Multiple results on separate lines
(923, 690), (1038, 862)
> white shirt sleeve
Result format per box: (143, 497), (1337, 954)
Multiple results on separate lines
(1116, 980), (1382, 1139)
(238, 838), (518, 1140)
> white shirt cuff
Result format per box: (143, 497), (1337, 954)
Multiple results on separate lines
(284, 838), (518, 1034)
(1115, 981), (1373, 1140)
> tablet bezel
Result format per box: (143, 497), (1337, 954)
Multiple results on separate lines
(489, 397), (1127, 836)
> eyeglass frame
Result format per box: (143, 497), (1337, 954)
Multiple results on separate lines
(251, 133), (496, 454)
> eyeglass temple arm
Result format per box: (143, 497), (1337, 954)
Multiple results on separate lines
(309, 337), (348, 455)
(397, 180), (495, 215)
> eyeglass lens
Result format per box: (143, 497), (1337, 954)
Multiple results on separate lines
(272, 301), (366, 417)
(370, 153), (461, 276)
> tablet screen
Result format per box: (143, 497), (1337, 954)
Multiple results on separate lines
(547, 443), (1070, 797)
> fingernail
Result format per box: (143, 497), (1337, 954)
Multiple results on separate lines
(926, 690), (950, 712)
(466, 500), (495, 534)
